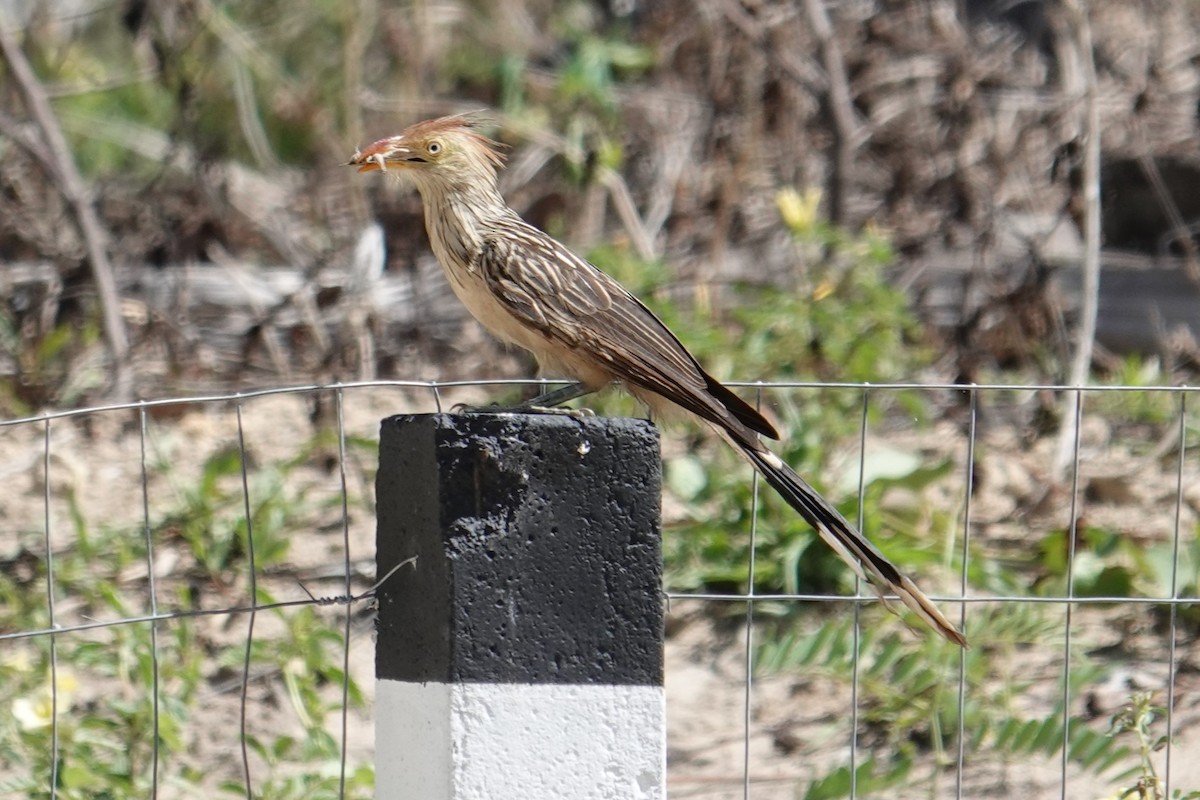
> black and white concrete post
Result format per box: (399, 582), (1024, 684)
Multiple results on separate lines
(374, 412), (665, 800)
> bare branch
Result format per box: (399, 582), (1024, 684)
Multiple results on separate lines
(1053, 0), (1102, 478)
(0, 24), (131, 398)
(803, 0), (864, 226)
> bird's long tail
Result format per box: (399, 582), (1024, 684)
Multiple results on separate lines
(721, 430), (968, 647)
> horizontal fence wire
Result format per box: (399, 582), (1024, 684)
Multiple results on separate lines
(0, 379), (1195, 799)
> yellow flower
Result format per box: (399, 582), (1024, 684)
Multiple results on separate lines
(812, 278), (835, 302)
(1, 649), (33, 672)
(12, 670), (78, 730)
(776, 186), (823, 234)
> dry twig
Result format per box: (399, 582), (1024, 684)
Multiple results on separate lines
(0, 24), (131, 398)
(803, 0), (864, 225)
(1054, 0), (1102, 478)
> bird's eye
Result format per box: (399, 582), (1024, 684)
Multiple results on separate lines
(427, 141), (442, 155)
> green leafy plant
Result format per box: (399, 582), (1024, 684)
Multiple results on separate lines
(0, 315), (107, 415)
(662, 431), (963, 598)
(801, 753), (913, 800)
(553, 26), (654, 112)
(1091, 357), (1179, 428)
(0, 511), (198, 800)
(1035, 526), (1150, 599)
(1145, 532), (1200, 634)
(756, 607), (1140, 798)
(1033, 523), (1200, 632)
(156, 437), (333, 580)
(0, 428), (372, 799)
(43, 2), (361, 173)
(1107, 691), (1200, 800)
(228, 734), (373, 800)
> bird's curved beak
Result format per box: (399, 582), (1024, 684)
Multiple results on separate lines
(347, 137), (410, 173)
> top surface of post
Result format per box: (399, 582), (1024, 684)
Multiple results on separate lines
(375, 412), (663, 686)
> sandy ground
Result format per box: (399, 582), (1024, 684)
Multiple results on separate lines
(2, 383), (1198, 798)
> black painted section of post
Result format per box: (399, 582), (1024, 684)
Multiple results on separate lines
(375, 412), (663, 685)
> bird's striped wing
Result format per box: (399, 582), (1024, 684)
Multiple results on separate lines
(479, 224), (776, 438)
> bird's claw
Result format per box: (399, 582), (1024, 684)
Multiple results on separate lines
(450, 402), (594, 418)
(526, 405), (595, 418)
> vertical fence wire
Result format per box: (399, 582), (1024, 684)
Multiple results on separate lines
(849, 386), (871, 800)
(1164, 389), (1188, 798)
(1059, 389), (1086, 799)
(742, 384), (764, 800)
(335, 386), (354, 799)
(138, 406), (162, 799)
(42, 418), (59, 800)
(235, 399), (259, 799)
(954, 386), (978, 798)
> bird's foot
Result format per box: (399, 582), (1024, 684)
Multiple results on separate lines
(526, 404), (595, 418)
(452, 402), (594, 418)
(451, 382), (598, 417)
(450, 401), (493, 414)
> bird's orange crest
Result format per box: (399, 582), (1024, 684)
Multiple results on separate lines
(349, 113), (506, 173)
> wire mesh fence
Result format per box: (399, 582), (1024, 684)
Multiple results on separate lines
(1, 379), (1197, 799)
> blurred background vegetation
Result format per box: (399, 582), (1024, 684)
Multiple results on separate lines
(2, 0), (1199, 412)
(4, 1), (1200, 798)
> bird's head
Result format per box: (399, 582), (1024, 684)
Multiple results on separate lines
(349, 113), (506, 187)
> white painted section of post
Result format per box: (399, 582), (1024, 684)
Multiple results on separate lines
(375, 680), (665, 800)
